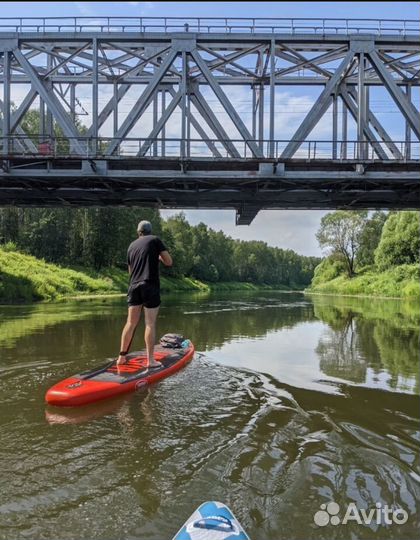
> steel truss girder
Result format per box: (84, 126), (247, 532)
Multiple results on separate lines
(0, 98), (37, 152)
(190, 90), (241, 158)
(347, 87), (403, 159)
(138, 89), (182, 156)
(1, 74), (418, 85)
(368, 49), (420, 139)
(105, 48), (178, 155)
(161, 87), (223, 158)
(191, 48), (263, 158)
(281, 50), (355, 159)
(0, 29), (418, 217)
(12, 48), (83, 149)
(339, 86), (388, 160)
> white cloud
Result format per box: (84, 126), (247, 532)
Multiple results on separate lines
(74, 1), (93, 16)
(124, 1), (155, 14)
(73, 2), (155, 18)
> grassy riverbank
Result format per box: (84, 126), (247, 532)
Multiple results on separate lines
(307, 261), (420, 299)
(0, 247), (113, 303)
(0, 247), (291, 304)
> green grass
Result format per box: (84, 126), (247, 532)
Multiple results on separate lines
(307, 263), (420, 299)
(83, 268), (210, 293)
(0, 247), (115, 303)
(160, 275), (210, 292)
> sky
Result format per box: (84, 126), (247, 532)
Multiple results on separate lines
(2, 1), (418, 256)
(1, 2), (418, 20)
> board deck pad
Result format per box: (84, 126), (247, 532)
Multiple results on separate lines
(173, 501), (250, 540)
(77, 349), (185, 383)
(45, 341), (194, 407)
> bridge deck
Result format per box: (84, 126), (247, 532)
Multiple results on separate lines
(1, 156), (418, 222)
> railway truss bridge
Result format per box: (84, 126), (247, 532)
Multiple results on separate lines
(0, 17), (419, 223)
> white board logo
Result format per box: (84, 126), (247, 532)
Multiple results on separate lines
(66, 381), (82, 389)
(314, 502), (408, 527)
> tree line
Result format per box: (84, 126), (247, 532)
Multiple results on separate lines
(0, 207), (320, 287)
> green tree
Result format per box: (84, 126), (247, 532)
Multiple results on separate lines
(19, 208), (73, 262)
(375, 211), (420, 270)
(356, 211), (387, 267)
(0, 208), (21, 244)
(316, 211), (368, 276)
(161, 213), (194, 277)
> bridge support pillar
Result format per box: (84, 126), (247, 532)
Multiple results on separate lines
(236, 205), (261, 225)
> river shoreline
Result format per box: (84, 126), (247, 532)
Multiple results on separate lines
(2, 247), (418, 305)
(0, 281), (296, 306)
(304, 290), (420, 301)
(307, 263), (419, 300)
(1, 247), (298, 304)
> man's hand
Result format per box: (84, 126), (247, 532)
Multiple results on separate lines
(159, 250), (173, 266)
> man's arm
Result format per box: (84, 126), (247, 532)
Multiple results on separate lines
(159, 250), (173, 266)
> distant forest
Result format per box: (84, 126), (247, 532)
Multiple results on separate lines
(0, 208), (320, 287)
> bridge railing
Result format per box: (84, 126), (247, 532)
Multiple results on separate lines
(0, 17), (418, 36)
(1, 136), (419, 161)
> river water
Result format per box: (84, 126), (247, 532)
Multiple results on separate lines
(0, 291), (419, 540)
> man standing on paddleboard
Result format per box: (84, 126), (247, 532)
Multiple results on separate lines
(117, 220), (172, 367)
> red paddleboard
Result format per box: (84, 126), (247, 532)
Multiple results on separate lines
(45, 341), (194, 407)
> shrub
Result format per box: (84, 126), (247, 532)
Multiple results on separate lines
(311, 256), (347, 287)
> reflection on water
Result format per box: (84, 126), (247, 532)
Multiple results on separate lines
(0, 291), (419, 540)
(317, 318), (368, 383)
(312, 295), (420, 394)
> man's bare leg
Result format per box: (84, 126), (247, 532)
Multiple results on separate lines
(144, 306), (161, 368)
(117, 305), (142, 365)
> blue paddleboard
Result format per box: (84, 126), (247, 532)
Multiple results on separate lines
(173, 501), (250, 540)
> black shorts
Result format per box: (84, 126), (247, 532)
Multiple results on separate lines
(127, 282), (161, 308)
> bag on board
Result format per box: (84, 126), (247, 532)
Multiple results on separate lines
(160, 333), (185, 349)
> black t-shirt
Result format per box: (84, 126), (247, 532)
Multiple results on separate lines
(127, 235), (166, 286)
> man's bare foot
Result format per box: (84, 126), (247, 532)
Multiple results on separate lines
(147, 360), (162, 369)
(117, 355), (127, 366)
